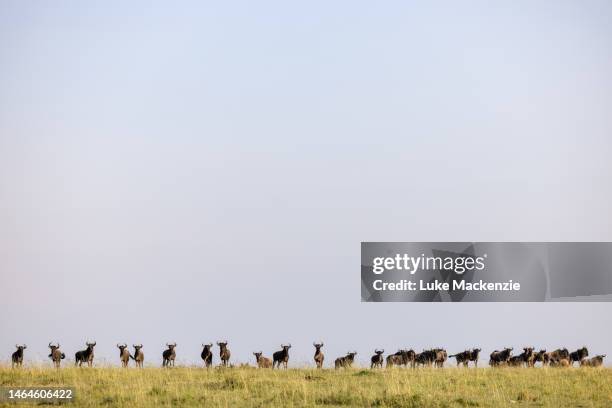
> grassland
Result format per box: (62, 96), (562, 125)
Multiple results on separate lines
(1, 366), (610, 407)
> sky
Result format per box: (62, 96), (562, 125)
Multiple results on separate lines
(1, 0), (611, 367)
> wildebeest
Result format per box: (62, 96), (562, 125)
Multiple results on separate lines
(489, 347), (513, 366)
(75, 341), (96, 367)
(48, 343), (65, 368)
(449, 350), (471, 367)
(217, 341), (231, 367)
(469, 348), (481, 367)
(334, 352), (357, 369)
(273, 344), (291, 369)
(201, 343), (213, 368)
(386, 349), (415, 368)
(253, 352), (272, 368)
(131, 344), (144, 368)
(508, 348), (534, 367)
(580, 355), (605, 367)
(12, 345), (27, 368)
(415, 349), (440, 367)
(547, 348), (569, 365)
(569, 347), (588, 366)
(371, 349), (384, 369)
(550, 358), (570, 367)
(117, 344), (130, 367)
(313, 342), (324, 369)
(533, 349), (547, 366)
(434, 349), (448, 368)
(162, 343), (176, 367)
(450, 348), (481, 368)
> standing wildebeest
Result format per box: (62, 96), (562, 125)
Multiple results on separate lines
(217, 341), (231, 367)
(131, 344), (144, 368)
(117, 344), (130, 367)
(48, 343), (65, 368)
(489, 348), (513, 366)
(469, 348), (481, 367)
(75, 341), (96, 367)
(386, 350), (405, 368)
(547, 348), (569, 365)
(450, 348), (481, 368)
(508, 347), (534, 367)
(273, 344), (291, 369)
(569, 347), (588, 366)
(415, 349), (440, 367)
(253, 352), (272, 368)
(434, 349), (448, 368)
(12, 345), (27, 368)
(387, 349), (416, 368)
(580, 355), (605, 367)
(449, 350), (471, 367)
(313, 342), (324, 369)
(162, 343), (176, 367)
(201, 343), (213, 368)
(371, 349), (384, 369)
(533, 349), (547, 366)
(334, 352), (357, 369)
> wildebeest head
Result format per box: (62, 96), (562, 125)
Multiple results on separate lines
(313, 342), (324, 350)
(166, 342), (176, 351)
(117, 343), (128, 352)
(133, 344), (143, 352)
(48, 342), (60, 352)
(86, 341), (96, 351)
(15, 344), (27, 352)
(281, 344), (292, 352)
(375, 349), (384, 355)
(253, 351), (263, 360)
(202, 343), (213, 352)
(217, 341), (228, 350)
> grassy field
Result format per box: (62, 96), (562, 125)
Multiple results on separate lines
(1, 366), (610, 407)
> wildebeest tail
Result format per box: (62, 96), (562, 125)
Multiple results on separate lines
(61, 353), (65, 359)
(129, 354), (135, 360)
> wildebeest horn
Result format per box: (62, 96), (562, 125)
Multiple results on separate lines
(49, 342), (52, 348)
(117, 343), (121, 348)
(208, 343), (212, 347)
(313, 342), (316, 346)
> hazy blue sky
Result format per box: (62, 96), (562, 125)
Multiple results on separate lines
(1, 1), (611, 366)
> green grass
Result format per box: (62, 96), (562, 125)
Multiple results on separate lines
(1, 366), (610, 407)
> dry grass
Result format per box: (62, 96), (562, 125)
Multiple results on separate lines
(1, 366), (611, 407)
